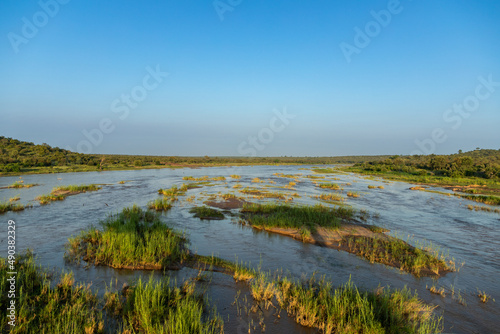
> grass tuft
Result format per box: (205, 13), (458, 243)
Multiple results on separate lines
(66, 205), (188, 269)
(147, 198), (173, 211)
(189, 206), (225, 220)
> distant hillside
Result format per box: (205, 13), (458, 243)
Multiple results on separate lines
(0, 136), (389, 174)
(1, 136), (498, 178)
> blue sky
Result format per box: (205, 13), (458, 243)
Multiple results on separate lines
(1, 0), (499, 156)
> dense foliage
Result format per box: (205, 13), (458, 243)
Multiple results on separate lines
(355, 149), (500, 180)
(0, 136), (388, 174)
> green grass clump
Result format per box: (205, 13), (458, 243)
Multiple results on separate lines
(36, 194), (65, 205)
(190, 255), (256, 281)
(0, 200), (27, 214)
(53, 184), (101, 193)
(158, 184), (188, 199)
(316, 182), (341, 190)
(311, 167), (342, 174)
(249, 273), (442, 334)
(148, 198), (173, 211)
(0, 251), (104, 333)
(457, 194), (500, 206)
(106, 275), (224, 333)
(8, 181), (38, 188)
(189, 206), (224, 220)
(343, 236), (450, 276)
(36, 184), (101, 205)
(312, 193), (345, 203)
(66, 205), (188, 269)
(241, 203), (354, 232)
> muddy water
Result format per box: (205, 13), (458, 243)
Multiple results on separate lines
(1, 165), (499, 333)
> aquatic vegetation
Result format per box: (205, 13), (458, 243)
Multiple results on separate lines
(230, 174), (241, 179)
(311, 167), (342, 174)
(147, 197), (173, 211)
(273, 172), (301, 179)
(36, 184), (102, 205)
(457, 194), (500, 206)
(7, 181), (38, 188)
(368, 185), (376, 189)
(305, 175), (325, 179)
(0, 200), (29, 213)
(241, 203), (354, 232)
(105, 275), (224, 333)
(54, 184), (102, 193)
(183, 176), (226, 181)
(239, 187), (288, 200)
(347, 191), (360, 198)
(316, 182), (341, 190)
(342, 235), (451, 276)
(312, 193), (345, 203)
(252, 177), (264, 183)
(0, 251), (104, 333)
(9, 195), (20, 202)
(158, 184), (186, 199)
(0, 251), (223, 333)
(248, 273), (443, 334)
(232, 183), (242, 189)
(189, 206), (225, 220)
(477, 290), (494, 303)
(66, 205), (188, 269)
(191, 255), (256, 281)
(466, 204), (500, 214)
(428, 285), (446, 297)
(36, 193), (65, 205)
(378, 185), (385, 189)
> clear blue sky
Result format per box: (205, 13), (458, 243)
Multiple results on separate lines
(1, 0), (499, 156)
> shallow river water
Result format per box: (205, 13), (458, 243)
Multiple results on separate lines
(1, 165), (499, 333)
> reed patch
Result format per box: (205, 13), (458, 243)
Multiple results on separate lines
(66, 205), (188, 270)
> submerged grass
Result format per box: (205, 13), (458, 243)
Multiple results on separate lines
(241, 203), (354, 232)
(466, 204), (500, 214)
(189, 206), (225, 220)
(66, 205), (188, 269)
(0, 251), (104, 333)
